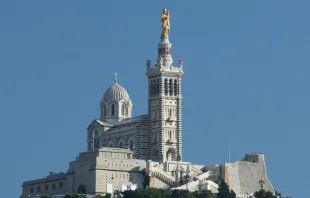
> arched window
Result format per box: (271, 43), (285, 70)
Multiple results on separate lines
(77, 185), (86, 194)
(129, 140), (134, 151)
(103, 105), (106, 116)
(166, 148), (176, 161)
(150, 81), (153, 96)
(94, 138), (100, 149)
(121, 103), (125, 116)
(153, 80), (157, 95)
(174, 79), (178, 96)
(156, 79), (160, 95)
(164, 79), (168, 95)
(111, 104), (115, 116)
(169, 79), (173, 96)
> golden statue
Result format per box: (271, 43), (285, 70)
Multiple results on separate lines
(161, 8), (170, 36)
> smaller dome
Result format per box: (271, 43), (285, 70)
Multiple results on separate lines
(103, 83), (130, 102)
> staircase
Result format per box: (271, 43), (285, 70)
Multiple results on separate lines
(193, 171), (211, 181)
(190, 165), (203, 175)
(151, 169), (177, 187)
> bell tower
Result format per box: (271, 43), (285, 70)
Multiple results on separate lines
(146, 8), (184, 162)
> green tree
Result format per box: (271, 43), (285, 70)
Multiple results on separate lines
(170, 189), (195, 198)
(104, 193), (112, 198)
(254, 189), (276, 198)
(199, 190), (216, 198)
(217, 179), (237, 198)
(121, 188), (170, 198)
(121, 190), (136, 198)
(218, 179), (230, 198)
(63, 194), (87, 198)
(228, 189), (236, 198)
(64, 194), (71, 198)
(71, 193), (81, 198)
(275, 191), (284, 198)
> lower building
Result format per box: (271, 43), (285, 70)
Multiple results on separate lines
(22, 151), (274, 198)
(22, 148), (146, 197)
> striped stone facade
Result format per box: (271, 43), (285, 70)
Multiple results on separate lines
(146, 35), (184, 162)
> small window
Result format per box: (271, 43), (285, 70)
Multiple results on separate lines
(153, 80), (157, 95)
(121, 103), (125, 116)
(150, 81), (154, 96)
(111, 104), (115, 116)
(156, 79), (160, 95)
(52, 183), (56, 190)
(30, 187), (33, 193)
(174, 79), (178, 96)
(94, 138), (100, 149)
(45, 184), (48, 191)
(169, 79), (173, 96)
(103, 105), (106, 116)
(37, 186), (41, 192)
(164, 79), (168, 95)
(129, 140), (134, 151)
(59, 182), (63, 188)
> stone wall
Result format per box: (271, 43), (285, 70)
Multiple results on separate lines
(22, 173), (67, 198)
(149, 176), (170, 189)
(224, 153), (274, 194)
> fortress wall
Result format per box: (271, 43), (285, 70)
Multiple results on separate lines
(225, 162), (241, 193)
(225, 154), (274, 194)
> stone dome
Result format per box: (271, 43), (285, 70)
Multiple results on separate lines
(103, 83), (130, 102)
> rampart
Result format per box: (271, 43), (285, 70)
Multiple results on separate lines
(224, 153), (274, 194)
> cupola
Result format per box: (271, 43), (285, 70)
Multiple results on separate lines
(100, 73), (132, 124)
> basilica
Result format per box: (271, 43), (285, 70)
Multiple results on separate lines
(22, 9), (275, 198)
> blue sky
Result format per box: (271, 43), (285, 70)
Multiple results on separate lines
(0, 1), (308, 197)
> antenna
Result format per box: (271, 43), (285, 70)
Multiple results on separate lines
(229, 136), (231, 163)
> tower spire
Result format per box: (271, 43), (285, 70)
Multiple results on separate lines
(146, 8), (184, 163)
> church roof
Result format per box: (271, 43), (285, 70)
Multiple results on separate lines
(103, 82), (130, 102)
(116, 114), (148, 125)
(96, 120), (113, 126)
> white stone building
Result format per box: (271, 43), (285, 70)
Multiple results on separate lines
(22, 14), (275, 198)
